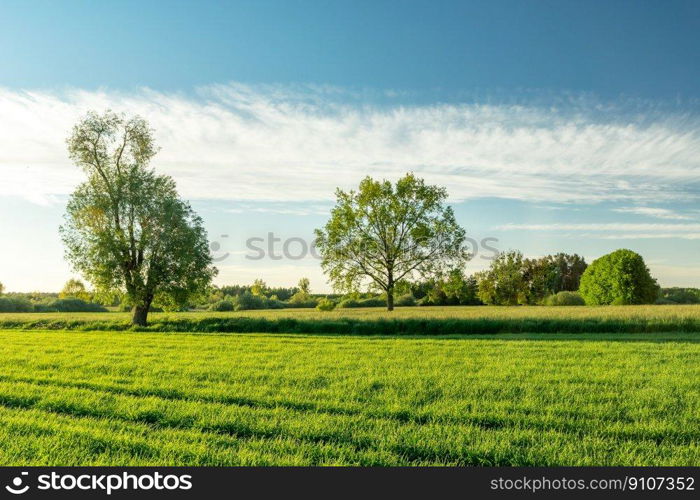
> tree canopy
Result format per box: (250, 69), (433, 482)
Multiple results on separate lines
(476, 252), (588, 305)
(61, 111), (216, 325)
(579, 249), (659, 305)
(476, 250), (528, 305)
(59, 279), (91, 302)
(315, 173), (468, 310)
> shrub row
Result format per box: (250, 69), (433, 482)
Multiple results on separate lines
(0, 297), (107, 313)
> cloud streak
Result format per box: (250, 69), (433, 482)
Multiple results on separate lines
(1, 84), (699, 206)
(497, 222), (700, 240)
(612, 207), (694, 220)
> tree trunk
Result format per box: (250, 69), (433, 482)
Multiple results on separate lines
(386, 286), (395, 311)
(131, 303), (150, 326)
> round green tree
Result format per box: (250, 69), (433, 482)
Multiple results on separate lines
(579, 249), (659, 305)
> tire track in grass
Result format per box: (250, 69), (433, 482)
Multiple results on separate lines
(0, 378), (695, 452)
(0, 406), (389, 466)
(0, 381), (591, 465)
(0, 397), (536, 465)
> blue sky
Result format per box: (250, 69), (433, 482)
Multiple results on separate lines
(1, 0), (699, 292)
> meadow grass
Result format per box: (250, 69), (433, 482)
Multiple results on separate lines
(1, 304), (700, 334)
(0, 329), (697, 466)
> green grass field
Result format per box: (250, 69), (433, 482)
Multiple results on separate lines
(3, 304), (700, 322)
(2, 305), (700, 335)
(0, 312), (698, 465)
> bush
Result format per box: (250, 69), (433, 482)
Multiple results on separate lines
(209, 300), (234, 312)
(119, 303), (164, 313)
(284, 290), (319, 308)
(658, 288), (700, 305)
(45, 298), (107, 312)
(232, 292), (285, 311)
(417, 295), (434, 307)
(579, 249), (659, 305)
(316, 298), (336, 311)
(336, 296), (386, 308)
(232, 292), (265, 311)
(0, 296), (34, 312)
(395, 293), (417, 306)
(544, 291), (585, 306)
(336, 298), (360, 308)
(359, 297), (386, 308)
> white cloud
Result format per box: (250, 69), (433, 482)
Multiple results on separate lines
(1, 84), (699, 205)
(225, 203), (331, 216)
(496, 222), (700, 240)
(613, 207), (694, 220)
(599, 233), (700, 240)
(497, 223), (700, 231)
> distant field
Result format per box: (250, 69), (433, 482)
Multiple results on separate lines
(2, 305), (699, 335)
(2, 304), (700, 322)
(0, 330), (697, 466)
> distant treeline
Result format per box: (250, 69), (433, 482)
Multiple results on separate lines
(1, 251), (697, 313)
(0, 280), (698, 314)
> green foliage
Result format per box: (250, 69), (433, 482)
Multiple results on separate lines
(315, 173), (469, 310)
(658, 288), (700, 305)
(579, 249), (660, 305)
(232, 291), (285, 311)
(521, 257), (559, 304)
(442, 269), (481, 305)
(0, 297), (34, 312)
(209, 300), (234, 312)
(476, 252), (589, 306)
(59, 279), (91, 302)
(549, 253), (588, 292)
(61, 111), (216, 326)
(285, 296), (319, 308)
(544, 291), (586, 306)
(395, 293), (417, 306)
(232, 291), (265, 311)
(297, 278), (311, 295)
(0, 296), (107, 313)
(250, 279), (268, 297)
(43, 298), (107, 313)
(476, 250), (528, 305)
(337, 297), (387, 308)
(0, 282), (4, 295)
(315, 298), (336, 311)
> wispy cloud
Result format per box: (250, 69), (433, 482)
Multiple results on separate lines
(497, 223), (700, 231)
(497, 222), (700, 240)
(613, 207), (694, 220)
(1, 84), (699, 205)
(225, 203), (331, 216)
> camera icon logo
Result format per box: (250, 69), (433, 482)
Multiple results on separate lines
(5, 472), (29, 495)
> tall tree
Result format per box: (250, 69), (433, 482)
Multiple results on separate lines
(549, 253), (588, 292)
(315, 173), (468, 310)
(61, 111), (216, 326)
(297, 277), (311, 295)
(250, 279), (268, 296)
(522, 257), (559, 304)
(476, 250), (528, 305)
(59, 279), (91, 301)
